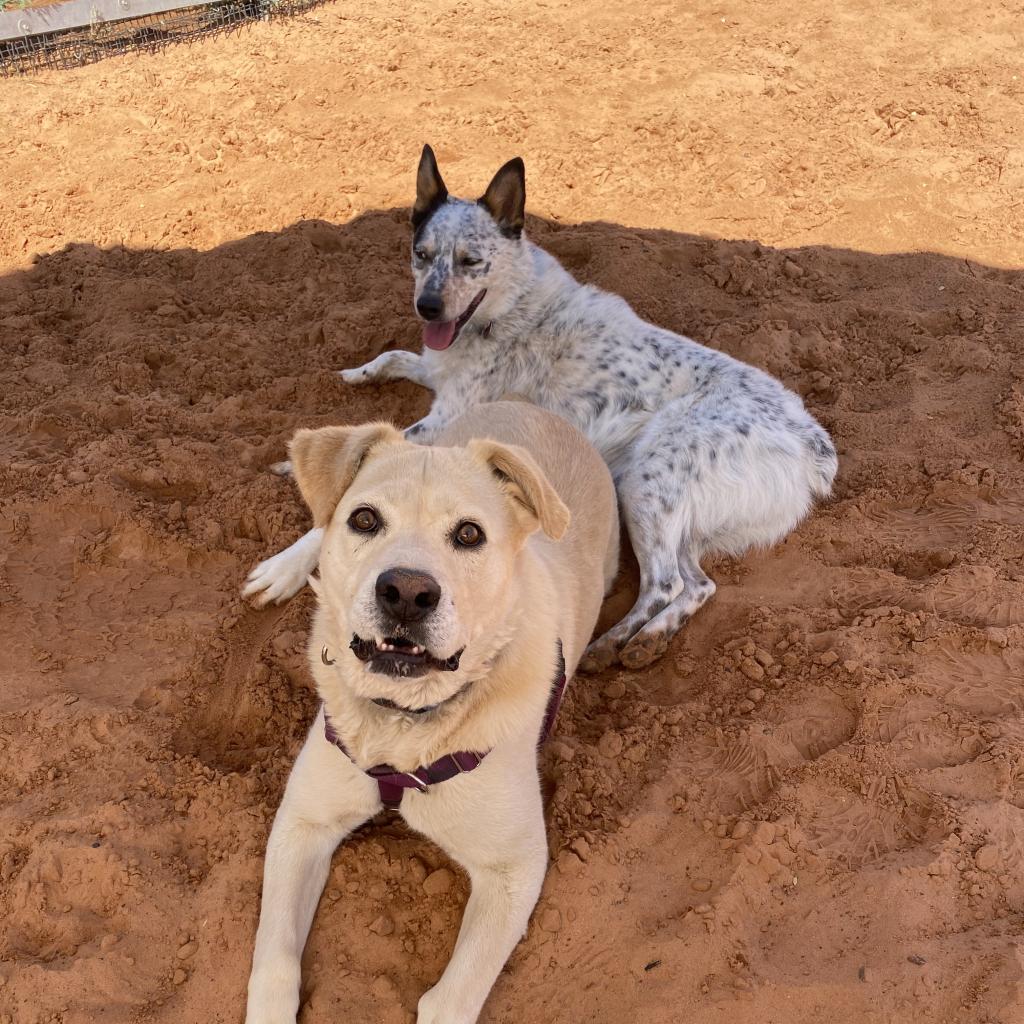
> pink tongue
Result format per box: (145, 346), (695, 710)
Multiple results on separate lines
(423, 320), (458, 351)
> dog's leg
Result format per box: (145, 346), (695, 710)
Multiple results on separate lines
(584, 384), (824, 669)
(339, 349), (433, 387)
(617, 545), (716, 669)
(580, 512), (685, 672)
(247, 713), (380, 1024)
(407, 763), (548, 1024)
(581, 444), (697, 671)
(242, 527), (324, 605)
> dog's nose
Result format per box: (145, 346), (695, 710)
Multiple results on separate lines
(375, 568), (441, 623)
(416, 294), (444, 321)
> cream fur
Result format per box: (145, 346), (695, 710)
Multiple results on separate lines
(246, 402), (618, 1024)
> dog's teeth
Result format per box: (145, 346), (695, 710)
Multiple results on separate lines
(410, 645), (423, 655)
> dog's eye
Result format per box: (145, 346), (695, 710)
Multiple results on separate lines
(348, 507), (380, 534)
(413, 248), (430, 262)
(460, 256), (481, 268)
(453, 521), (485, 548)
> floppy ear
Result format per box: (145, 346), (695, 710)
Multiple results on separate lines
(412, 144), (448, 230)
(478, 157), (526, 238)
(289, 423), (404, 528)
(469, 438), (570, 541)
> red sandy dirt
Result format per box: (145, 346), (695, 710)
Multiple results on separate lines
(3, 1), (1024, 1022)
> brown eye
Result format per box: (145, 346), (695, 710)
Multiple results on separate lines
(348, 507), (379, 533)
(454, 521), (484, 548)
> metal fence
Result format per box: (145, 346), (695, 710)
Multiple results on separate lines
(0, 0), (325, 75)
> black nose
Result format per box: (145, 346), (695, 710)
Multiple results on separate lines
(416, 294), (443, 321)
(375, 568), (441, 623)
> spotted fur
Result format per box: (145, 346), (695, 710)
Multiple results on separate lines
(248, 147), (838, 670)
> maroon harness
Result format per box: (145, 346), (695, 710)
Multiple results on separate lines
(324, 644), (567, 809)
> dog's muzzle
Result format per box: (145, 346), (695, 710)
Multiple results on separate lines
(421, 289), (486, 351)
(348, 634), (463, 678)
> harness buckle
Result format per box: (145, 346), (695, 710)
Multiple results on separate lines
(403, 771), (429, 793)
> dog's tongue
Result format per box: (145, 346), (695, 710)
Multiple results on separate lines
(423, 320), (458, 351)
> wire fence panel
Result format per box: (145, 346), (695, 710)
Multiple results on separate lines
(1, 0), (326, 75)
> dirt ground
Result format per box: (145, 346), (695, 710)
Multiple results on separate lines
(2, 0), (1024, 1021)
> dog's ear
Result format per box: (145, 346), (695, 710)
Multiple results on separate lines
(289, 423), (404, 528)
(413, 144), (448, 230)
(479, 157), (526, 238)
(469, 438), (570, 541)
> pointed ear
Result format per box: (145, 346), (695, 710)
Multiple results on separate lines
(289, 423), (404, 528)
(468, 438), (570, 541)
(478, 157), (526, 238)
(412, 144), (448, 230)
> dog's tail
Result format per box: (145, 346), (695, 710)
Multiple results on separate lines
(804, 427), (839, 498)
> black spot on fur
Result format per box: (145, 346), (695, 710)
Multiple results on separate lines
(412, 215), (442, 249)
(808, 434), (836, 460)
(738, 423), (750, 436)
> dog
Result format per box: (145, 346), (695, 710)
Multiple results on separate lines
(244, 146), (837, 671)
(245, 400), (618, 1024)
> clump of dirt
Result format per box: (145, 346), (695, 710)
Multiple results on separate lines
(3, 2), (1024, 1022)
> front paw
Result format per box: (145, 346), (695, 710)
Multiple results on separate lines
(417, 984), (476, 1024)
(579, 639), (617, 674)
(404, 417), (444, 444)
(338, 366), (371, 384)
(242, 549), (309, 606)
(246, 964), (300, 1024)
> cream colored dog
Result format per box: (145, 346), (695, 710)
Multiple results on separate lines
(246, 401), (618, 1024)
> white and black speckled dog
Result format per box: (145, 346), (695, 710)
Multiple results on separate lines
(245, 146), (838, 670)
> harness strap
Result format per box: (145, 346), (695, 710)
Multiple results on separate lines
(539, 642), (567, 747)
(324, 641), (567, 809)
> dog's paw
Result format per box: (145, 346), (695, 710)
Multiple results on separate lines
(338, 365), (371, 384)
(579, 642), (617, 674)
(417, 985), (475, 1024)
(618, 630), (670, 670)
(245, 963), (300, 1024)
(270, 460), (293, 477)
(242, 550), (309, 606)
